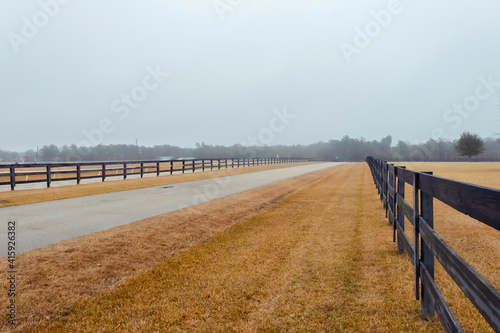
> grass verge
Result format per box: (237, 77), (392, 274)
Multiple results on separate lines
(22, 163), (443, 332)
(0, 163), (336, 332)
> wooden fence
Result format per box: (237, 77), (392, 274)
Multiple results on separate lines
(366, 156), (500, 333)
(0, 157), (308, 191)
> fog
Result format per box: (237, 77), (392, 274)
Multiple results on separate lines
(1, 0), (499, 152)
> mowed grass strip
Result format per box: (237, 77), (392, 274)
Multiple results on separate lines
(0, 163), (335, 332)
(30, 163), (442, 332)
(0, 162), (314, 208)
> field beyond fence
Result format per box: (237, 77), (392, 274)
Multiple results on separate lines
(366, 157), (500, 333)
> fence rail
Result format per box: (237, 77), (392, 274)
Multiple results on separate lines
(366, 156), (500, 333)
(0, 157), (309, 191)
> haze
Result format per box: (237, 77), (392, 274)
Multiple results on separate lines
(1, 0), (500, 152)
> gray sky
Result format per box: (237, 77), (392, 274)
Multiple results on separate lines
(1, 0), (500, 152)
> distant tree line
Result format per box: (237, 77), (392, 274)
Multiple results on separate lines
(1, 134), (499, 163)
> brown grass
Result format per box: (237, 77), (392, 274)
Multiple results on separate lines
(392, 161), (500, 190)
(2, 162), (498, 332)
(10, 163), (445, 332)
(390, 162), (500, 332)
(0, 163), (335, 332)
(0, 163), (313, 208)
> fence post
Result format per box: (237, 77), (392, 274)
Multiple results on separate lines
(140, 162), (144, 178)
(396, 167), (405, 252)
(413, 172), (420, 301)
(384, 163), (389, 217)
(211, 159), (213, 171)
(46, 165), (51, 188)
(420, 172), (435, 320)
(192, 160), (195, 173)
(378, 161), (383, 199)
(102, 164), (106, 182)
(77, 164), (81, 184)
(124, 163), (127, 179)
(388, 164), (395, 226)
(182, 160), (185, 174)
(157, 162), (160, 176)
(10, 165), (15, 191)
(170, 161), (173, 175)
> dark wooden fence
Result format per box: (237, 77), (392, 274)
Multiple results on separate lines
(366, 156), (500, 333)
(0, 157), (309, 191)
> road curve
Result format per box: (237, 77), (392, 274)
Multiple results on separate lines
(0, 163), (342, 255)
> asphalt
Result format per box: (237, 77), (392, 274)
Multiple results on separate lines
(0, 163), (342, 256)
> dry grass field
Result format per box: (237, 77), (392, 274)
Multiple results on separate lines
(0, 162), (498, 332)
(391, 162), (500, 332)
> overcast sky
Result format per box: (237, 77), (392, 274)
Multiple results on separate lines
(1, 0), (500, 152)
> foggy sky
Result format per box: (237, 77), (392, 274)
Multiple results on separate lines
(1, 0), (500, 152)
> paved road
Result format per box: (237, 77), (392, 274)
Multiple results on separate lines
(0, 163), (341, 255)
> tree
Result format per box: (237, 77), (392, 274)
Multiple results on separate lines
(39, 145), (60, 162)
(396, 140), (410, 161)
(23, 149), (36, 162)
(455, 132), (485, 161)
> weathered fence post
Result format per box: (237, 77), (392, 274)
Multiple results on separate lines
(182, 160), (185, 174)
(378, 160), (383, 199)
(210, 159), (213, 171)
(420, 171), (435, 320)
(388, 164), (395, 226)
(156, 162), (160, 176)
(413, 172), (420, 301)
(102, 164), (106, 182)
(396, 167), (405, 252)
(170, 161), (173, 175)
(46, 165), (51, 188)
(140, 162), (144, 178)
(76, 164), (81, 184)
(10, 165), (16, 191)
(382, 163), (388, 215)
